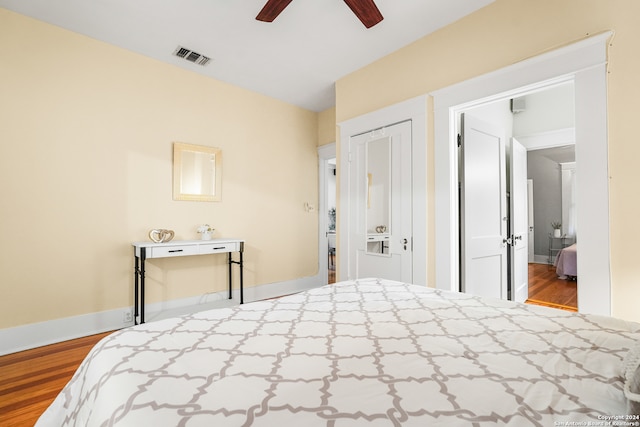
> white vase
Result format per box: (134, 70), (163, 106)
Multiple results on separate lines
(201, 232), (213, 241)
(553, 229), (561, 238)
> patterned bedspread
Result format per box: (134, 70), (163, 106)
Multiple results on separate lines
(36, 278), (640, 426)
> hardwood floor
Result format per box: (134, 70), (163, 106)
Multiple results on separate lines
(526, 262), (577, 311)
(0, 331), (113, 427)
(328, 267), (336, 284)
(0, 265), (575, 425)
(328, 251), (336, 284)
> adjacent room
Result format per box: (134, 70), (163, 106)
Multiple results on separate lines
(1, 0), (640, 425)
(458, 82), (578, 310)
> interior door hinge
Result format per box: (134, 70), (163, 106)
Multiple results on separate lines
(457, 133), (462, 147)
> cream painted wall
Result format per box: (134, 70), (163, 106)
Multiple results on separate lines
(0, 9), (319, 329)
(317, 107), (337, 146)
(335, 0), (640, 322)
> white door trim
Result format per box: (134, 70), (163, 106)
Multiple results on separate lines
(338, 95), (427, 286)
(511, 137), (529, 303)
(318, 143), (336, 285)
(433, 32), (612, 316)
(527, 179), (535, 264)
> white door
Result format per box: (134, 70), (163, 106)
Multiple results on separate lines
(511, 138), (529, 302)
(460, 114), (507, 299)
(527, 179), (535, 263)
(348, 121), (412, 282)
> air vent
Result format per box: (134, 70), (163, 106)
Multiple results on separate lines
(173, 46), (211, 66)
(510, 97), (526, 114)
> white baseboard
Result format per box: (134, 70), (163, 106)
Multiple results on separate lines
(533, 254), (552, 265)
(0, 274), (325, 356)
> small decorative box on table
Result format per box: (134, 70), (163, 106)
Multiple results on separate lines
(132, 239), (244, 324)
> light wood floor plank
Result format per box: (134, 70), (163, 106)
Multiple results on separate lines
(526, 262), (577, 309)
(0, 331), (113, 427)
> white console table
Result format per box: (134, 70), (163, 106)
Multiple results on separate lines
(367, 233), (390, 254)
(132, 239), (244, 324)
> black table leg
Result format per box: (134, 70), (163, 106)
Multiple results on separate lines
(134, 253), (139, 325)
(227, 252), (232, 300)
(228, 246), (244, 304)
(239, 250), (244, 304)
(140, 248), (146, 324)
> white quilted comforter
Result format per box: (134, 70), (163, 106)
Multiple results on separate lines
(37, 278), (640, 426)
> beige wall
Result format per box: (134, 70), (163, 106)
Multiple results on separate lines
(336, 0), (640, 322)
(317, 107), (336, 146)
(0, 9), (319, 329)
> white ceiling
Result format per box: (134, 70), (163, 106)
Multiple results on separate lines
(0, 0), (494, 112)
(530, 146), (576, 164)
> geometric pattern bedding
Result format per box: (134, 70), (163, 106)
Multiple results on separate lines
(36, 278), (640, 426)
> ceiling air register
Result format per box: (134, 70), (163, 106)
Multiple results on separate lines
(173, 46), (211, 66)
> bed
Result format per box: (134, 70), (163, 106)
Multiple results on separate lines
(555, 243), (577, 279)
(36, 278), (640, 426)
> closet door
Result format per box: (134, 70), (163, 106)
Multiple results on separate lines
(348, 120), (412, 282)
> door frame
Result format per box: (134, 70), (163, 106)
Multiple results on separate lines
(338, 95), (427, 285)
(527, 179), (535, 264)
(433, 32), (612, 316)
(318, 143), (336, 285)
(510, 137), (529, 303)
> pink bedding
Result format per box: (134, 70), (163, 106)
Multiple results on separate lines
(555, 243), (577, 278)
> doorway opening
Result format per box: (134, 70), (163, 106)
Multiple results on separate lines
(327, 158), (337, 284)
(434, 32), (611, 316)
(318, 143), (337, 285)
(458, 81), (577, 310)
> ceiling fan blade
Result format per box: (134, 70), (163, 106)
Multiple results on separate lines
(343, 0), (383, 28)
(256, 0), (294, 22)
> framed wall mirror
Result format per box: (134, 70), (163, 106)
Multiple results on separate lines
(173, 142), (222, 202)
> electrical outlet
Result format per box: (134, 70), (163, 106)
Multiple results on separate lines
(123, 310), (133, 323)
